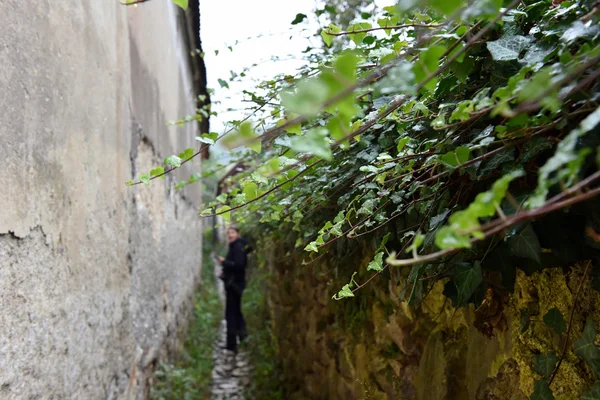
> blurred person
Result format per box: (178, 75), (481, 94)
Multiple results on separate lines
(217, 226), (252, 353)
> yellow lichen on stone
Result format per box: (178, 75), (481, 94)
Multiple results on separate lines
(510, 264), (597, 398)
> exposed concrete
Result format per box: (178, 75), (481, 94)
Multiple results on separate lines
(0, 1), (205, 398)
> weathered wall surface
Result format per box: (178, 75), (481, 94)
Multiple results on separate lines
(0, 1), (205, 398)
(265, 240), (598, 400)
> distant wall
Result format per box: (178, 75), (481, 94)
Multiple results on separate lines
(0, 1), (205, 398)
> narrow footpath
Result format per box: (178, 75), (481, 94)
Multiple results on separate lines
(210, 258), (249, 400)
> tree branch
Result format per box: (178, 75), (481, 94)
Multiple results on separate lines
(548, 261), (591, 386)
(387, 185), (600, 267)
(326, 23), (443, 36)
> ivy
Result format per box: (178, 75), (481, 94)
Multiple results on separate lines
(574, 319), (600, 375)
(507, 224), (541, 264)
(129, 0), (600, 330)
(528, 106), (600, 208)
(452, 261), (483, 307)
(435, 170), (524, 250)
(171, 0), (187, 10)
(367, 251), (384, 272)
(290, 128), (332, 161)
(583, 382), (600, 399)
(332, 272), (358, 300)
(164, 155), (182, 168)
(530, 380), (555, 400)
(533, 353), (558, 379)
(486, 34), (532, 61)
(543, 307), (567, 336)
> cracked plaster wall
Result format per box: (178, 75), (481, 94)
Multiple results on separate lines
(0, 1), (204, 398)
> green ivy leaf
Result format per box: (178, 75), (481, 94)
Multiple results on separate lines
(373, 63), (416, 97)
(413, 45), (446, 92)
(320, 24), (341, 47)
(453, 261), (483, 306)
(518, 68), (560, 112)
(242, 181), (259, 201)
(230, 194), (246, 207)
(332, 284), (354, 300)
(330, 222), (343, 236)
(440, 146), (470, 169)
(188, 172), (202, 183)
(435, 226), (472, 249)
(528, 106), (600, 208)
(171, 0), (188, 10)
(357, 198), (377, 215)
(305, 242), (319, 253)
(251, 172), (268, 185)
(367, 251), (385, 272)
(217, 78), (229, 89)
(507, 224), (541, 264)
(291, 13), (307, 25)
(277, 117), (302, 135)
(377, 17), (398, 35)
(200, 208), (213, 216)
(450, 100), (474, 122)
(533, 353), (558, 379)
(315, 235), (325, 246)
(290, 128), (332, 161)
(486, 35), (532, 61)
(348, 22), (371, 45)
(332, 272), (359, 300)
(543, 307), (566, 335)
(281, 78), (329, 117)
(163, 155), (182, 168)
(138, 173), (150, 186)
(405, 232), (425, 254)
(574, 319), (600, 375)
(520, 310), (530, 333)
(216, 205), (231, 222)
(561, 20), (600, 44)
(150, 166), (165, 177)
(429, 0), (462, 15)
(582, 382), (600, 399)
(216, 193), (227, 203)
(222, 122), (261, 153)
(477, 148), (515, 178)
(319, 221), (334, 234)
(195, 132), (218, 145)
(435, 170), (524, 249)
(522, 137), (553, 162)
(530, 380), (554, 400)
(174, 181), (186, 190)
(178, 147), (194, 161)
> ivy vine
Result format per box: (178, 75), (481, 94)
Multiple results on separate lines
(126, 0), (600, 396)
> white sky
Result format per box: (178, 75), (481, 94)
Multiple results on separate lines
(200, 0), (395, 154)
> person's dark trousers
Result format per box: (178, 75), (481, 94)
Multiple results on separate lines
(225, 287), (246, 351)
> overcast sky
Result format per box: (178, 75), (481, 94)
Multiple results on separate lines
(199, 0), (395, 156)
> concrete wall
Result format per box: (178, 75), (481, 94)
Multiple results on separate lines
(0, 1), (205, 398)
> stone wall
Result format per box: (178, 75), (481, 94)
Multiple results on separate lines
(0, 1), (205, 398)
(265, 239), (598, 399)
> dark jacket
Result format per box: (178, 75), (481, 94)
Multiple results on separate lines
(221, 237), (252, 291)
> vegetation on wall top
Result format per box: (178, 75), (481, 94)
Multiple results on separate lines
(125, 0), (600, 396)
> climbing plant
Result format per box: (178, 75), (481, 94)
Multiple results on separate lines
(126, 0), (600, 396)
